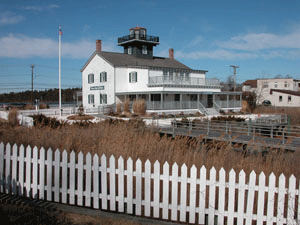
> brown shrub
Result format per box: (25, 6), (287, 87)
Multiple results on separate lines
(132, 100), (146, 116)
(116, 103), (122, 114)
(39, 103), (49, 109)
(123, 100), (130, 113)
(8, 109), (19, 126)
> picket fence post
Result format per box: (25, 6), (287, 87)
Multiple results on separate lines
(118, 156), (124, 212)
(153, 160), (160, 218)
(93, 154), (99, 209)
(144, 160), (151, 217)
(127, 157), (133, 214)
(39, 147), (45, 200)
(69, 151), (76, 205)
(0, 142), (4, 193)
(18, 145), (25, 196)
(11, 144), (18, 195)
(110, 155), (116, 211)
(171, 163), (178, 221)
(5, 143), (11, 194)
(101, 154), (107, 210)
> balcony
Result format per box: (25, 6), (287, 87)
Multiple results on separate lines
(118, 34), (159, 45)
(148, 76), (221, 89)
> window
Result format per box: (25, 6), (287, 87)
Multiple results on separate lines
(180, 72), (184, 81)
(142, 45), (147, 54)
(274, 83), (278, 88)
(284, 82), (288, 88)
(169, 71), (173, 81)
(190, 94), (197, 101)
(88, 94), (94, 104)
(163, 70), (168, 80)
(263, 82), (268, 88)
(185, 73), (190, 81)
(174, 94), (180, 101)
(279, 96), (282, 102)
(128, 46), (132, 55)
(151, 94), (161, 101)
(288, 96), (291, 102)
(129, 71), (137, 83)
(88, 74), (94, 84)
(100, 72), (107, 82)
(100, 94), (107, 104)
(130, 30), (134, 38)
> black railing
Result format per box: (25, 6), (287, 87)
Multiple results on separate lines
(118, 34), (159, 44)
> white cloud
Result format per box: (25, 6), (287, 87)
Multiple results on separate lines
(187, 36), (204, 48)
(217, 31), (300, 51)
(176, 49), (258, 60)
(0, 34), (117, 59)
(20, 4), (60, 11)
(0, 11), (24, 25)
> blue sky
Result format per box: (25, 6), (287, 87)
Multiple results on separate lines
(1, 0), (300, 92)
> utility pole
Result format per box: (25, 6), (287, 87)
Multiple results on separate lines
(31, 64), (35, 105)
(230, 65), (239, 91)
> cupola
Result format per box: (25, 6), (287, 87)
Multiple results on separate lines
(118, 26), (159, 59)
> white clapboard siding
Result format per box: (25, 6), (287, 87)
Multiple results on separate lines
(0, 142), (299, 225)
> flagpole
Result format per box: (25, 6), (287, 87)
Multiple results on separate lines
(59, 25), (62, 116)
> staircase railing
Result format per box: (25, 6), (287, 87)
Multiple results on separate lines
(198, 102), (208, 116)
(213, 101), (221, 113)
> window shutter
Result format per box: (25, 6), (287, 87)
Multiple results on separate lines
(129, 72), (132, 82)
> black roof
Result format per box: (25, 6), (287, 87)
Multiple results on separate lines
(100, 51), (191, 69)
(81, 51), (208, 73)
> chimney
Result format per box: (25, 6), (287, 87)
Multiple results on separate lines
(96, 40), (102, 54)
(169, 48), (174, 59)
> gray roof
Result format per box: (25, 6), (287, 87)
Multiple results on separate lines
(99, 51), (191, 70)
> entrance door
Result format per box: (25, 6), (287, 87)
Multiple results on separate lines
(207, 94), (213, 108)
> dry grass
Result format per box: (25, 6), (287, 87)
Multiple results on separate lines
(1, 118), (299, 178)
(67, 115), (94, 120)
(7, 109), (19, 126)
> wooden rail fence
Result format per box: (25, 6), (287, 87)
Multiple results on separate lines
(0, 142), (299, 225)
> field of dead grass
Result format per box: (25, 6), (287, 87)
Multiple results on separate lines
(1, 116), (299, 178)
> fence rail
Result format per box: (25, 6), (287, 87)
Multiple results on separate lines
(151, 116), (300, 149)
(0, 143), (299, 225)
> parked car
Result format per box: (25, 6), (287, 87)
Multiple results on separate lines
(2, 102), (27, 110)
(262, 100), (272, 106)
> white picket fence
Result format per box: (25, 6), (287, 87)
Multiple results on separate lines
(0, 142), (299, 225)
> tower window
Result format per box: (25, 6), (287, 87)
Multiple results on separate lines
(142, 45), (147, 54)
(128, 46), (132, 55)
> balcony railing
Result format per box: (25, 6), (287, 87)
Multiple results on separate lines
(148, 76), (220, 88)
(118, 34), (159, 44)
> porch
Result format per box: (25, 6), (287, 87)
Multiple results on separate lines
(116, 92), (242, 115)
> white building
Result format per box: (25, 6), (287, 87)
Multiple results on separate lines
(81, 26), (242, 114)
(243, 78), (300, 107)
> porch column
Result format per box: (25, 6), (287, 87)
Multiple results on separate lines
(161, 93), (163, 110)
(197, 94), (199, 106)
(240, 93), (242, 108)
(213, 94), (215, 106)
(227, 94), (229, 108)
(136, 94), (138, 101)
(180, 94), (183, 109)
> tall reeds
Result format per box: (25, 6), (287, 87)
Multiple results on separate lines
(0, 118), (299, 178)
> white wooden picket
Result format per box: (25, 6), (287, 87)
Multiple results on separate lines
(0, 142), (300, 225)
